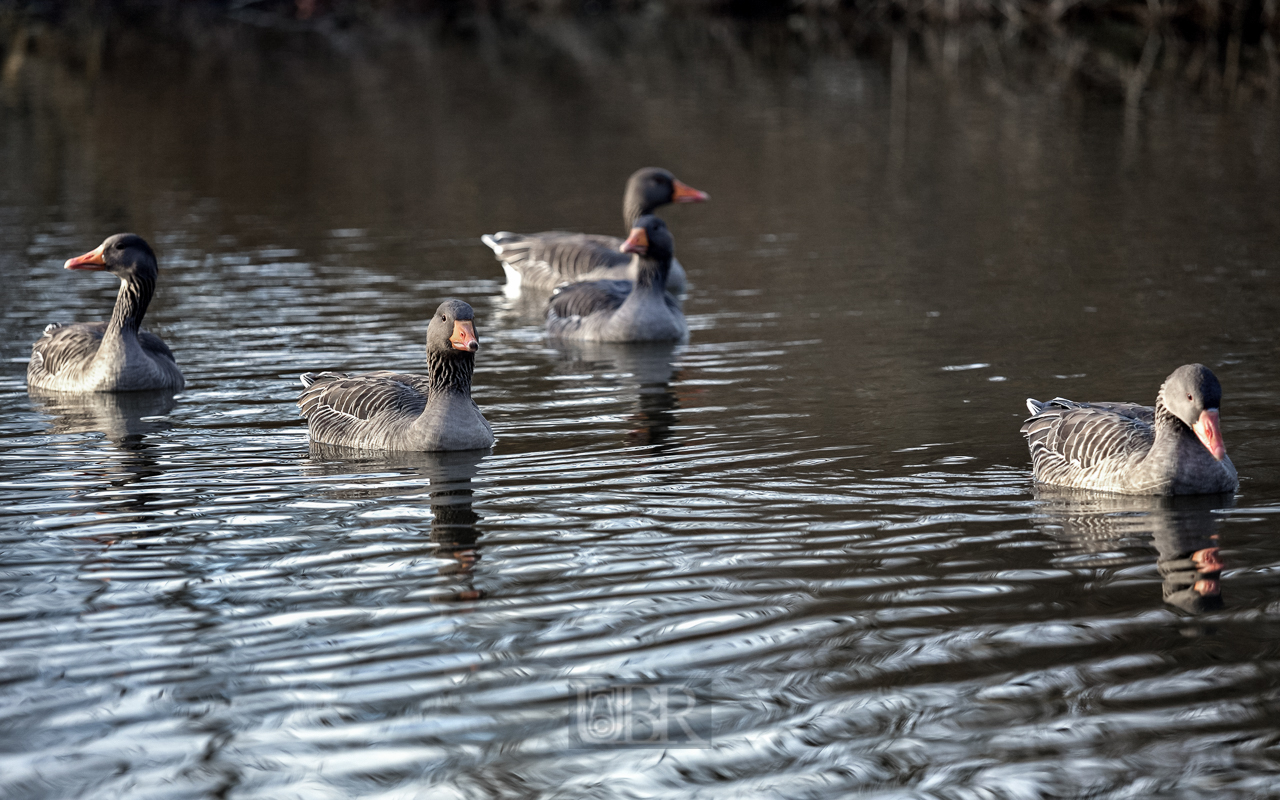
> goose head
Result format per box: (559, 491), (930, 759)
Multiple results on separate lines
(428, 299), (480, 355)
(620, 215), (675, 263)
(624, 168), (708, 225)
(64, 233), (158, 283)
(1162, 364), (1227, 461)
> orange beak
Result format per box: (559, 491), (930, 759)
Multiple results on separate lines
(1193, 577), (1220, 597)
(1191, 547), (1223, 572)
(671, 179), (709, 204)
(620, 227), (649, 255)
(1192, 409), (1227, 461)
(64, 244), (107, 271)
(450, 320), (479, 352)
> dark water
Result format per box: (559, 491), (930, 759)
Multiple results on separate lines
(3, 17), (1280, 798)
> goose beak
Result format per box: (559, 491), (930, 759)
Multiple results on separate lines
(1193, 409), (1227, 461)
(64, 244), (107, 271)
(1193, 578), (1220, 597)
(620, 227), (649, 255)
(1192, 547), (1223, 572)
(450, 320), (479, 352)
(672, 179), (709, 203)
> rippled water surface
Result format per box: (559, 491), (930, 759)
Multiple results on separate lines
(3, 18), (1280, 798)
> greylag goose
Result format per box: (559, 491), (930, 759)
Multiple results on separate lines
(1021, 364), (1238, 495)
(482, 167), (708, 296)
(546, 215), (687, 343)
(27, 234), (184, 393)
(297, 299), (495, 452)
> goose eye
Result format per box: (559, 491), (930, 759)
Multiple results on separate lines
(1187, 393), (1193, 402)
(114, 241), (127, 250)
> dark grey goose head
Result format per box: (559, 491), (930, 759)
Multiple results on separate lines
(427, 299), (480, 356)
(1161, 364), (1227, 461)
(623, 168), (709, 227)
(64, 233), (158, 283)
(619, 215), (675, 262)
(619, 215), (677, 291)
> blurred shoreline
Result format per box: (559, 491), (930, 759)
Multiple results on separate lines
(1, 0), (1276, 106)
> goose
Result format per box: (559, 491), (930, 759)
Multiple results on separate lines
(546, 215), (687, 343)
(1021, 364), (1239, 495)
(28, 233), (184, 393)
(482, 167), (708, 296)
(297, 299), (494, 452)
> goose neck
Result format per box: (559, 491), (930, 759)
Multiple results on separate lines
(428, 350), (475, 396)
(105, 272), (155, 339)
(630, 256), (670, 292)
(624, 195), (655, 229)
(1153, 391), (1190, 442)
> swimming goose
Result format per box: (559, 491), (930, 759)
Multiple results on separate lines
(28, 234), (184, 393)
(482, 167), (708, 296)
(546, 215), (687, 343)
(1021, 364), (1239, 495)
(297, 299), (494, 452)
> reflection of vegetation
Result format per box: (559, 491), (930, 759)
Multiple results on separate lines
(1, 0), (1275, 103)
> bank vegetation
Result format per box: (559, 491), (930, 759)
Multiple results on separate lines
(1, 0), (1276, 104)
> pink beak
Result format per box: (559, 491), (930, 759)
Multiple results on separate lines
(450, 320), (479, 352)
(671, 179), (710, 204)
(1192, 409), (1227, 461)
(620, 226), (649, 255)
(64, 243), (107, 271)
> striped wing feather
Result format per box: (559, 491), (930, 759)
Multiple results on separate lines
(1070, 400), (1153, 424)
(298, 372), (430, 442)
(30, 322), (176, 381)
(485, 232), (630, 289)
(547, 280), (632, 320)
(1022, 399), (1155, 486)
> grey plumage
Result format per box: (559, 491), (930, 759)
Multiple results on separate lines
(27, 234), (184, 393)
(297, 300), (494, 452)
(546, 280), (634, 319)
(482, 167), (705, 296)
(1021, 364), (1238, 495)
(546, 215), (688, 343)
(483, 231), (689, 296)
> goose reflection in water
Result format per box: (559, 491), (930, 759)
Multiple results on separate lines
(28, 391), (182, 595)
(549, 340), (683, 451)
(307, 445), (488, 600)
(28, 389), (178, 447)
(28, 389), (178, 503)
(490, 285), (555, 331)
(1032, 488), (1230, 614)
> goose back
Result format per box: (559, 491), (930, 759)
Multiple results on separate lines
(547, 280), (685, 342)
(483, 231), (688, 295)
(1022, 399), (1159, 491)
(29, 322), (181, 392)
